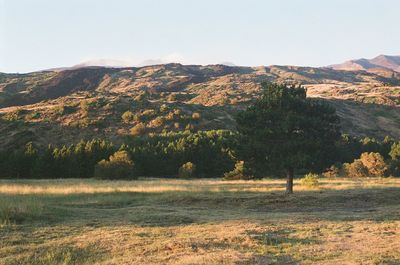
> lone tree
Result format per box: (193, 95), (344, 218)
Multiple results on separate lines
(236, 82), (341, 193)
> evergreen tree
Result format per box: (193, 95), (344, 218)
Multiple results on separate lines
(236, 82), (341, 193)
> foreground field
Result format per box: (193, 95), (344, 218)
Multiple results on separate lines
(1, 178), (400, 265)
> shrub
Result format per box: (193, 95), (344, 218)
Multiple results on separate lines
(301, 173), (319, 187)
(223, 161), (253, 180)
(322, 165), (340, 178)
(178, 162), (196, 178)
(344, 160), (369, 177)
(192, 112), (201, 121)
(159, 104), (168, 113)
(94, 151), (136, 180)
(130, 123), (146, 136)
(359, 152), (388, 177)
(121, 111), (135, 123)
(149, 116), (165, 128)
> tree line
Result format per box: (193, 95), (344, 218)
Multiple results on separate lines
(0, 130), (399, 180)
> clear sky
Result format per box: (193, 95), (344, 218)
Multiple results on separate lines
(1, 0), (399, 73)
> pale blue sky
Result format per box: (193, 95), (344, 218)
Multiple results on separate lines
(1, 0), (399, 73)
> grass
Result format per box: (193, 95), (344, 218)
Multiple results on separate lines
(0, 177), (399, 264)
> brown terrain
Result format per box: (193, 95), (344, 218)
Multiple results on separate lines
(1, 61), (400, 149)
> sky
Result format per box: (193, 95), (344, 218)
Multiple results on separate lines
(1, 0), (399, 73)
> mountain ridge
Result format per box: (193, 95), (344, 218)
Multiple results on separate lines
(329, 54), (400, 72)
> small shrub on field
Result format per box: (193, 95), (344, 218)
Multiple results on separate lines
(323, 165), (341, 178)
(192, 112), (201, 121)
(223, 161), (254, 180)
(149, 116), (165, 128)
(178, 162), (196, 178)
(159, 104), (168, 113)
(130, 122), (146, 136)
(94, 151), (136, 180)
(173, 109), (182, 116)
(121, 111), (135, 123)
(301, 173), (319, 187)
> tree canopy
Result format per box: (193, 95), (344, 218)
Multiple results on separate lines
(236, 82), (341, 193)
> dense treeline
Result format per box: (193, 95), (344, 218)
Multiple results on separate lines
(0, 130), (237, 179)
(0, 130), (399, 179)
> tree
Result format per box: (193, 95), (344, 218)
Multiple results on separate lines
(389, 142), (400, 161)
(236, 82), (341, 193)
(94, 151), (136, 179)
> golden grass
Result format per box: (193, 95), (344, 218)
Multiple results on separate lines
(1, 177), (400, 264)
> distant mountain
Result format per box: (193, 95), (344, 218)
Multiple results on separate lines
(45, 59), (133, 72)
(329, 55), (400, 72)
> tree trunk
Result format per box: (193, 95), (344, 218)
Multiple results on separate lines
(286, 167), (294, 194)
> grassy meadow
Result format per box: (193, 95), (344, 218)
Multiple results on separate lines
(1, 178), (400, 264)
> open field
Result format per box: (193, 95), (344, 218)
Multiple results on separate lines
(1, 178), (400, 265)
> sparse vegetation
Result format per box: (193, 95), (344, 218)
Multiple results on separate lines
(178, 162), (196, 178)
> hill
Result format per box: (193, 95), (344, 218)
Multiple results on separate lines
(1, 63), (400, 149)
(329, 54), (400, 73)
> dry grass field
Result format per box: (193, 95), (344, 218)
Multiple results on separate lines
(1, 178), (400, 265)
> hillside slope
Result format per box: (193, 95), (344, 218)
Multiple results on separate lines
(1, 64), (400, 149)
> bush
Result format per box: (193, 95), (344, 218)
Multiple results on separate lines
(322, 165), (340, 178)
(94, 151), (136, 180)
(178, 162), (196, 178)
(344, 160), (369, 177)
(301, 173), (319, 187)
(130, 123), (146, 136)
(159, 104), (168, 113)
(223, 161), (253, 180)
(359, 152), (388, 177)
(121, 111), (135, 123)
(192, 112), (201, 121)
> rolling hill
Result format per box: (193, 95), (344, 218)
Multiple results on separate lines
(1, 63), (400, 149)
